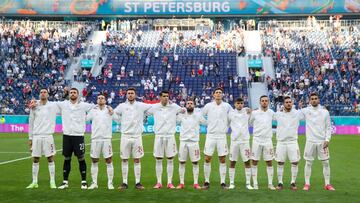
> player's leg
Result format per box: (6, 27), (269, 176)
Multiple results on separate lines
(303, 141), (316, 191)
(177, 142), (187, 189)
(44, 136), (56, 189)
(263, 142), (275, 190)
(27, 137), (41, 189)
(218, 138), (229, 189)
(59, 135), (72, 189)
(74, 136), (87, 189)
(251, 141), (261, 189)
(275, 142), (286, 190)
(120, 136), (131, 189)
(47, 156), (56, 189)
(88, 141), (100, 189)
(132, 136), (145, 189)
(318, 143), (334, 190)
(188, 142), (201, 189)
(228, 141), (239, 189)
(153, 136), (165, 189)
(240, 142), (253, 190)
(165, 136), (177, 189)
(102, 140), (114, 190)
(288, 142), (300, 190)
(203, 137), (215, 189)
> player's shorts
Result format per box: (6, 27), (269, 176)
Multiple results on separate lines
(204, 137), (228, 157)
(229, 141), (251, 162)
(275, 142), (300, 163)
(90, 140), (113, 159)
(31, 136), (56, 157)
(251, 140), (274, 161)
(62, 135), (85, 158)
(120, 136), (144, 159)
(178, 141), (200, 162)
(303, 141), (330, 161)
(153, 135), (177, 158)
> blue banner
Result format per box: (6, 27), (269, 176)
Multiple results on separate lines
(248, 59), (263, 68)
(0, 0), (358, 16)
(81, 59), (95, 69)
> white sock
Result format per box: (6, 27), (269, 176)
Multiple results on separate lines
(305, 161), (312, 185)
(167, 159), (174, 184)
(106, 162), (114, 185)
(229, 167), (235, 185)
(267, 166), (274, 185)
(252, 165), (258, 186)
(156, 159), (163, 184)
(32, 162), (39, 184)
(245, 167), (251, 185)
(179, 163), (185, 184)
(134, 162), (141, 184)
(192, 163), (199, 185)
(277, 165), (284, 184)
(204, 162), (211, 183)
(322, 160), (330, 185)
(91, 162), (98, 184)
(48, 161), (55, 183)
(291, 164), (298, 184)
(122, 161), (128, 184)
(220, 163), (227, 184)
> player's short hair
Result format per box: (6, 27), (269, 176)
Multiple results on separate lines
(126, 87), (136, 93)
(186, 97), (195, 103)
(234, 98), (244, 103)
(70, 87), (79, 94)
(284, 96), (292, 101)
(39, 88), (48, 92)
(97, 93), (106, 100)
(310, 92), (319, 98)
(160, 90), (169, 96)
(259, 95), (268, 101)
(213, 87), (224, 94)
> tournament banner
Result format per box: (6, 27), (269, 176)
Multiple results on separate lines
(0, 0), (359, 16)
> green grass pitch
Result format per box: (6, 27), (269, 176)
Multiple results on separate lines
(0, 133), (359, 203)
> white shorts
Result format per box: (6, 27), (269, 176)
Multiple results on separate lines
(229, 141), (251, 162)
(204, 137), (228, 157)
(91, 140), (113, 159)
(31, 136), (56, 158)
(251, 141), (274, 161)
(275, 142), (300, 163)
(304, 142), (330, 161)
(178, 141), (200, 162)
(153, 136), (177, 158)
(120, 136), (144, 159)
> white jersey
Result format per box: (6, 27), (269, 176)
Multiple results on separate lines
(300, 105), (332, 143)
(87, 105), (117, 141)
(148, 103), (182, 137)
(202, 101), (232, 139)
(177, 112), (207, 142)
(29, 101), (59, 140)
(114, 101), (152, 137)
(274, 109), (301, 143)
(56, 100), (94, 136)
(228, 108), (250, 143)
(250, 108), (275, 143)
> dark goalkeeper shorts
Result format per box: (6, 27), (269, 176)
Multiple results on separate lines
(62, 134), (85, 157)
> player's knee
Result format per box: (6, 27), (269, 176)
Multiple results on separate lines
(92, 158), (99, 163)
(219, 156), (226, 163)
(205, 156), (212, 163)
(105, 157), (112, 164)
(77, 155), (85, 161)
(167, 157), (174, 160)
(244, 160), (251, 167)
(122, 159), (128, 163)
(155, 157), (163, 160)
(291, 162), (298, 165)
(47, 156), (54, 162)
(306, 160), (313, 167)
(230, 161), (236, 168)
(64, 156), (72, 161)
(180, 162), (186, 165)
(266, 161), (272, 166)
(192, 162), (198, 165)
(33, 157), (40, 163)
(134, 159), (140, 163)
(252, 160), (258, 166)
(278, 162), (285, 165)
(322, 160), (329, 167)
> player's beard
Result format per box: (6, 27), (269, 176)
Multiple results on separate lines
(187, 108), (194, 113)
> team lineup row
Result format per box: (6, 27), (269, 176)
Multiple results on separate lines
(26, 87), (335, 191)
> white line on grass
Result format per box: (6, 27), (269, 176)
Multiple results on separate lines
(0, 138), (121, 165)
